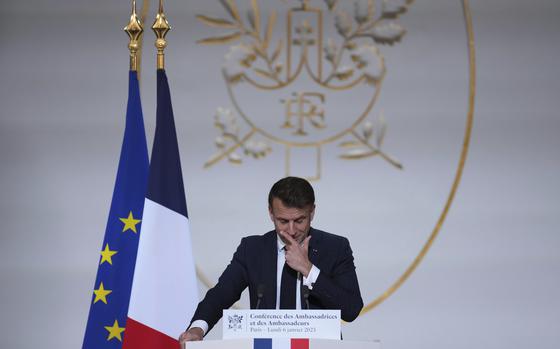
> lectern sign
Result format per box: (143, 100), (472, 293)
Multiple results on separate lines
(223, 310), (341, 339)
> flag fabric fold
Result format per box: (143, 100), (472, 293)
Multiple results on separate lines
(82, 70), (149, 349)
(123, 69), (199, 348)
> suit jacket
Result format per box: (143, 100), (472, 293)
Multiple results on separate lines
(190, 228), (363, 333)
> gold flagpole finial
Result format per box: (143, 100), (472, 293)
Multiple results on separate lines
(152, 0), (171, 70)
(124, 0), (144, 71)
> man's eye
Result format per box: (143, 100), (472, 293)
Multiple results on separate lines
(296, 220), (304, 224)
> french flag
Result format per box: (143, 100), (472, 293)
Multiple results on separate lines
(254, 338), (310, 349)
(122, 69), (198, 348)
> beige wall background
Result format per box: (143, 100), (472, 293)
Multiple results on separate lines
(1, 1), (559, 348)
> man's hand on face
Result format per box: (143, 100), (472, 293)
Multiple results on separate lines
(178, 327), (204, 344)
(279, 230), (312, 277)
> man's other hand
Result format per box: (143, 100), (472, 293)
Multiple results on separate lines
(179, 327), (204, 344)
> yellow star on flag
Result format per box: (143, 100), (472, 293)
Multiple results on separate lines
(119, 211), (141, 233)
(100, 244), (117, 265)
(93, 282), (112, 304)
(104, 319), (125, 342)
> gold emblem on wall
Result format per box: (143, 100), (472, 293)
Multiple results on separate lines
(197, 0), (411, 180)
(193, 0), (477, 315)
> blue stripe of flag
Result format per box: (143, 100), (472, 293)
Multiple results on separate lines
(254, 338), (273, 349)
(145, 69), (188, 218)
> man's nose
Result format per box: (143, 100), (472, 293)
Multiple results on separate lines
(287, 221), (296, 234)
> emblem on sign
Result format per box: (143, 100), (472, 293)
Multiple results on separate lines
(197, 0), (412, 179)
(228, 314), (244, 331)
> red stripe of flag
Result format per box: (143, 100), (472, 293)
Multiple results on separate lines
(122, 317), (180, 349)
(291, 338), (309, 349)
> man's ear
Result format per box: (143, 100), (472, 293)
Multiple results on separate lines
(310, 204), (316, 221)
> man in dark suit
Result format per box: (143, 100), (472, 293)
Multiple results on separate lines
(179, 177), (363, 343)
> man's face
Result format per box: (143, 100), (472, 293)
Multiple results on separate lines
(269, 198), (315, 244)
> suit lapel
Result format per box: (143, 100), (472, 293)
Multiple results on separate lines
(308, 228), (321, 266)
(263, 231), (277, 309)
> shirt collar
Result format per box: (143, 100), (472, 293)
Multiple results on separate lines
(276, 234), (286, 252)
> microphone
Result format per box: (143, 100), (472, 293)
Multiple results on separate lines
(302, 285), (310, 310)
(255, 284), (265, 309)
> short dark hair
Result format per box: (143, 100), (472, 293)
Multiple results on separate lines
(268, 177), (315, 209)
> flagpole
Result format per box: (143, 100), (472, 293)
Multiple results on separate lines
(136, 0), (151, 82)
(124, 0), (144, 72)
(152, 0), (171, 70)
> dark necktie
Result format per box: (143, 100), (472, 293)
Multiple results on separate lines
(279, 262), (298, 309)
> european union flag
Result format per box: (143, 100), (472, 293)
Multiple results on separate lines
(82, 70), (149, 348)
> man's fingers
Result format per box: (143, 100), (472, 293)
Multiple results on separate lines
(278, 230), (289, 245)
(280, 230), (297, 246)
(179, 327), (204, 343)
(178, 332), (188, 343)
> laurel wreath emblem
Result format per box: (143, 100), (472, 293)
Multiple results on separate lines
(197, 0), (414, 172)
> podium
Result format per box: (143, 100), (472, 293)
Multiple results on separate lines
(185, 338), (381, 349)
(184, 310), (380, 349)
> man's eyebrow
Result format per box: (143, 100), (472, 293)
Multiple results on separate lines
(276, 215), (306, 221)
(292, 215), (308, 221)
